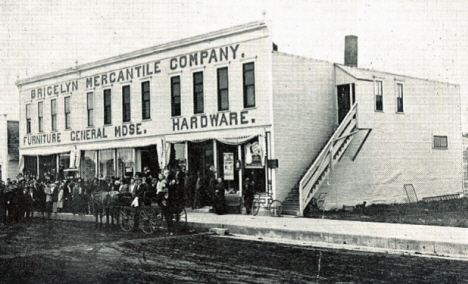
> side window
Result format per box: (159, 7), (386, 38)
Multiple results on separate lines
(171, 76), (181, 117)
(122, 85), (131, 122)
(26, 104), (31, 134)
(87, 92), (94, 127)
(217, 67), (229, 111)
(38, 101), (44, 133)
(243, 62), (255, 108)
(142, 81), (151, 120)
(64, 96), (71, 129)
(51, 99), (57, 131)
(433, 135), (448, 149)
(375, 80), (383, 111)
(104, 89), (112, 125)
(396, 82), (404, 113)
(193, 72), (204, 114)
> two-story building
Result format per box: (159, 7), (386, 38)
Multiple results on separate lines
(16, 21), (462, 215)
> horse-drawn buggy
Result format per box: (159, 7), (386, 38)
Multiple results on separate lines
(92, 190), (187, 234)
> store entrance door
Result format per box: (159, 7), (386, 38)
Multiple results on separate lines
(188, 141), (213, 177)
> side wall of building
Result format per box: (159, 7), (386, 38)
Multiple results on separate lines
(318, 68), (463, 209)
(271, 53), (336, 202)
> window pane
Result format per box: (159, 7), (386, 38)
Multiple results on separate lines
(99, 150), (115, 178)
(26, 105), (30, 118)
(65, 97), (70, 112)
(38, 102), (43, 116)
(87, 92), (93, 109)
(244, 70), (254, 85)
(246, 87), (255, 106)
(218, 68), (228, 89)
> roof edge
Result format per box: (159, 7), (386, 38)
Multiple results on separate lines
(16, 20), (268, 86)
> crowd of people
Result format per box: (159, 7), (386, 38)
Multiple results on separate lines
(0, 165), (258, 224)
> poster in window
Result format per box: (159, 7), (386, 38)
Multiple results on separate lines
(245, 141), (263, 169)
(224, 153), (234, 181)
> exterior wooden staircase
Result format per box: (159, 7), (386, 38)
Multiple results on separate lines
(281, 102), (358, 216)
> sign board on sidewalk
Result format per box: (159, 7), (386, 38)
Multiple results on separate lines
(224, 153), (234, 181)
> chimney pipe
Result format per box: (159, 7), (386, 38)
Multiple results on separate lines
(344, 35), (358, 67)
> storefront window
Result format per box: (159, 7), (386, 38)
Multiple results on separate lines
(39, 155), (56, 180)
(170, 143), (186, 169)
(81, 151), (96, 181)
(117, 148), (134, 178)
(58, 153), (70, 180)
(99, 150), (115, 178)
(23, 156), (38, 178)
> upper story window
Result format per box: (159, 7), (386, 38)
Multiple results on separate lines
(38, 101), (44, 133)
(243, 62), (255, 108)
(142, 81), (151, 120)
(375, 80), (383, 111)
(26, 104), (31, 134)
(104, 89), (112, 125)
(217, 67), (229, 111)
(51, 99), (57, 131)
(193, 72), (204, 114)
(122, 85), (131, 122)
(171, 76), (181, 117)
(87, 92), (94, 127)
(64, 96), (71, 129)
(396, 82), (404, 113)
(434, 135), (448, 149)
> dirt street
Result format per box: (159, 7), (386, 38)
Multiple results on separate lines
(0, 219), (467, 283)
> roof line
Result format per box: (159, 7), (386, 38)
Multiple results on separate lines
(16, 20), (267, 86)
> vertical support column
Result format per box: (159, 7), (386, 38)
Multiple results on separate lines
(132, 148), (136, 177)
(238, 144), (243, 195)
(213, 139), (217, 179)
(184, 141), (189, 172)
(95, 151), (99, 177)
(113, 149), (117, 177)
(37, 155), (40, 179)
(56, 154), (60, 180)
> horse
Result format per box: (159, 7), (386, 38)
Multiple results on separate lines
(91, 191), (121, 227)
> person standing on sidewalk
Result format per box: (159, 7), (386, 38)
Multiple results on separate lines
(243, 178), (254, 215)
(44, 181), (55, 220)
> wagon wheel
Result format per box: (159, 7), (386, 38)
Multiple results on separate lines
(268, 200), (283, 217)
(251, 199), (261, 216)
(119, 207), (135, 232)
(171, 207), (187, 232)
(140, 207), (163, 234)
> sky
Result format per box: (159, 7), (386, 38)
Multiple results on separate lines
(2, 0), (468, 128)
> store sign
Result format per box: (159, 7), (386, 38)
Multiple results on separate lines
(224, 153), (234, 181)
(172, 110), (254, 132)
(22, 122), (148, 146)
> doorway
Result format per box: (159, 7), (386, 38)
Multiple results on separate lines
(188, 141), (213, 177)
(337, 83), (354, 124)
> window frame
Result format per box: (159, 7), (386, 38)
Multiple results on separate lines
(141, 81), (151, 120)
(51, 99), (57, 131)
(171, 76), (181, 117)
(243, 62), (256, 108)
(217, 67), (229, 111)
(87, 92), (94, 127)
(104, 89), (112, 125)
(433, 135), (448, 149)
(122, 85), (131, 122)
(26, 104), (31, 134)
(38, 101), (44, 133)
(193, 71), (204, 114)
(396, 82), (404, 113)
(64, 96), (71, 129)
(375, 80), (383, 112)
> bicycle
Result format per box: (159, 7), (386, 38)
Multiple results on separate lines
(251, 194), (283, 217)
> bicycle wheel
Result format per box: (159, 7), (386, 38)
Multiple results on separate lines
(171, 207), (187, 232)
(119, 207), (135, 232)
(251, 199), (261, 216)
(269, 200), (283, 217)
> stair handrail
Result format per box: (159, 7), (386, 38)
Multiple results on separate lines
(299, 102), (358, 215)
